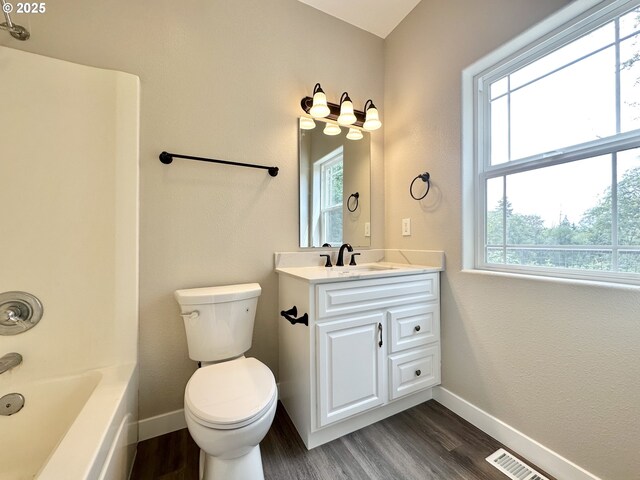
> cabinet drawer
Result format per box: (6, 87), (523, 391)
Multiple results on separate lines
(389, 345), (440, 400)
(388, 303), (439, 353)
(317, 273), (438, 319)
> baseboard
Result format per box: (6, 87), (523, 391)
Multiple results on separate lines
(433, 386), (602, 480)
(137, 409), (187, 442)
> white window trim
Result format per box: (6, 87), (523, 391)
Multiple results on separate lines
(462, 0), (640, 285)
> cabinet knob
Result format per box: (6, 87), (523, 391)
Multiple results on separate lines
(414, 325), (421, 332)
(415, 369), (422, 377)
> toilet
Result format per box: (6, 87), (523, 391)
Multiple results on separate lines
(174, 283), (277, 480)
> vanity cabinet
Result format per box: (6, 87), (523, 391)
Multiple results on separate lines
(278, 270), (441, 449)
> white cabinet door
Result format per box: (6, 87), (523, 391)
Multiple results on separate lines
(317, 312), (385, 427)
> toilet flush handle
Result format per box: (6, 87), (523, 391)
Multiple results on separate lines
(180, 311), (199, 321)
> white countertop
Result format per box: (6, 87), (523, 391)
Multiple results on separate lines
(275, 262), (442, 283)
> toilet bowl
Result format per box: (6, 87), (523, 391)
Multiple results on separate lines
(175, 284), (277, 480)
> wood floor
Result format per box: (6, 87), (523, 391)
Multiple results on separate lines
(131, 400), (555, 480)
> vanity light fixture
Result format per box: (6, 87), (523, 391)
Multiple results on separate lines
(337, 92), (357, 126)
(299, 116), (316, 130)
(346, 127), (363, 141)
(301, 84), (381, 131)
(362, 100), (382, 131)
(323, 122), (342, 136)
(309, 83), (330, 118)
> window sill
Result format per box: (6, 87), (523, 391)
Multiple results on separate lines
(460, 267), (640, 291)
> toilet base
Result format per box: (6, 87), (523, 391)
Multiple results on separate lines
(199, 445), (265, 480)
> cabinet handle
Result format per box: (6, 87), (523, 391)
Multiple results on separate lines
(414, 325), (421, 332)
(378, 323), (383, 347)
(415, 369), (422, 377)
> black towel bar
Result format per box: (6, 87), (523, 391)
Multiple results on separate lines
(159, 151), (279, 177)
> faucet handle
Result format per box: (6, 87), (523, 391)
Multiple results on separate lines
(319, 254), (332, 267)
(349, 253), (361, 266)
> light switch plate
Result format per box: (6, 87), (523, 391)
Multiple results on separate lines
(402, 218), (411, 236)
(364, 222), (371, 237)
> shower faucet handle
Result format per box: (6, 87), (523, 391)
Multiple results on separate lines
(0, 291), (43, 336)
(4, 308), (29, 330)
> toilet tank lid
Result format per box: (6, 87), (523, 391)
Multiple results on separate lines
(174, 283), (261, 305)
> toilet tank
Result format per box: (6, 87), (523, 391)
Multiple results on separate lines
(174, 283), (261, 362)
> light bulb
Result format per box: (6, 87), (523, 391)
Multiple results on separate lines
(323, 122), (341, 136)
(310, 89), (330, 118)
(346, 127), (363, 140)
(299, 117), (316, 130)
(363, 105), (381, 131)
(338, 98), (356, 125)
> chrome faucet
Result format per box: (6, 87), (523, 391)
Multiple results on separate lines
(336, 243), (354, 267)
(0, 353), (22, 374)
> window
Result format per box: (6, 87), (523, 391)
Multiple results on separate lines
(310, 147), (343, 246)
(464, 0), (640, 284)
(320, 155), (343, 245)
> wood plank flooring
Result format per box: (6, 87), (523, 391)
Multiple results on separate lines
(131, 400), (556, 480)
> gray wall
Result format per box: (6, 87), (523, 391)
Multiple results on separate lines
(384, 1), (640, 479)
(0, 0), (384, 419)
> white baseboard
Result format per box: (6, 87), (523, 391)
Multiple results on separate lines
(137, 409), (187, 442)
(433, 386), (602, 480)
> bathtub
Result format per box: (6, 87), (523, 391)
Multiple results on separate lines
(0, 363), (138, 480)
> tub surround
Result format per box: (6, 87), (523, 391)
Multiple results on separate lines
(0, 46), (139, 479)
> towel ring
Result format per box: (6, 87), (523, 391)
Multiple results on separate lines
(410, 172), (431, 200)
(347, 192), (359, 212)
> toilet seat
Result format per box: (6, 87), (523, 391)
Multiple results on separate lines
(185, 357), (277, 430)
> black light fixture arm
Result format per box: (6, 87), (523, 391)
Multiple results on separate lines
(364, 99), (377, 112)
(340, 92), (351, 105)
(159, 151), (279, 177)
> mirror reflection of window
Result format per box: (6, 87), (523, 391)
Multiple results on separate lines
(317, 147), (343, 246)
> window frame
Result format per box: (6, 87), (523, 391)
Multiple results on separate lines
(462, 0), (640, 285)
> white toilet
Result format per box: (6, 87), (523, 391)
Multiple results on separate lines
(174, 283), (277, 480)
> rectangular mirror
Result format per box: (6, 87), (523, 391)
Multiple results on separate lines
(299, 118), (371, 248)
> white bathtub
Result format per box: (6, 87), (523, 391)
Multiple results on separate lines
(0, 363), (138, 480)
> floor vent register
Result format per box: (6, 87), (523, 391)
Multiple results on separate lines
(486, 448), (550, 480)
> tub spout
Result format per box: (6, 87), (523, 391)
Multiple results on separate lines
(0, 352), (22, 374)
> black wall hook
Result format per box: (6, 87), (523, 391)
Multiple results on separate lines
(280, 306), (309, 326)
(410, 172), (431, 200)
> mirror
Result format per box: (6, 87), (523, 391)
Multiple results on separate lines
(299, 118), (371, 248)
